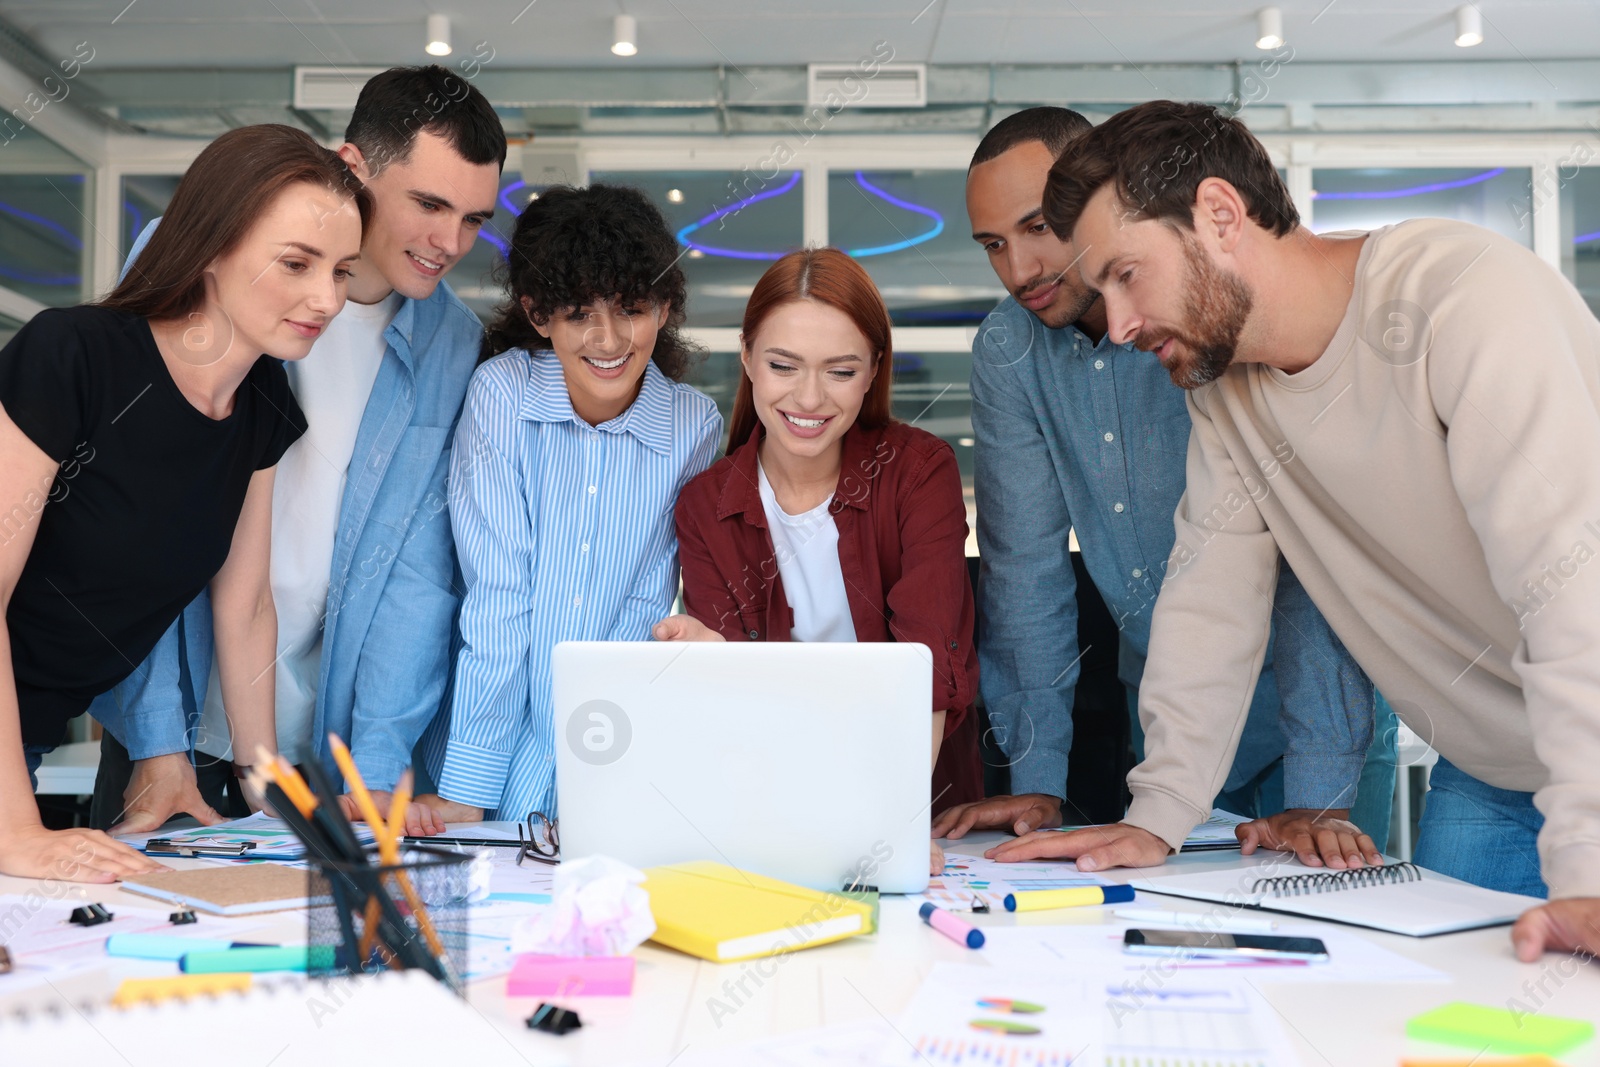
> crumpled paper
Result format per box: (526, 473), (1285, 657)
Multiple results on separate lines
(509, 855), (656, 957)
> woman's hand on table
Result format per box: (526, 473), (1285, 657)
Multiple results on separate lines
(651, 614), (725, 642)
(336, 791), (446, 837)
(0, 823), (165, 882)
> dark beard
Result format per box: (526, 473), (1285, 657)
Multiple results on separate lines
(1165, 231), (1253, 389)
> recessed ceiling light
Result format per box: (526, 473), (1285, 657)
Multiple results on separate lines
(666, 188), (684, 204)
(1454, 4), (1484, 47)
(425, 14), (452, 57)
(528, 191), (540, 202)
(612, 14), (638, 57)
(687, 248), (704, 258)
(1255, 7), (1284, 50)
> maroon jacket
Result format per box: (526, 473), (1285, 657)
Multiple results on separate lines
(675, 419), (984, 807)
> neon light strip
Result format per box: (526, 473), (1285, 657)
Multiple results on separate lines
(1313, 168), (1505, 200)
(676, 172), (802, 261)
(1576, 230), (1600, 245)
(842, 171), (944, 256)
(499, 179), (530, 216)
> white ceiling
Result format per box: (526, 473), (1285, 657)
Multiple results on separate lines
(3, 0), (1597, 68)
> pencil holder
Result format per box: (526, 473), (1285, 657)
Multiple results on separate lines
(306, 845), (473, 993)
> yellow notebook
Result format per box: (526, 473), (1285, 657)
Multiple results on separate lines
(642, 861), (874, 963)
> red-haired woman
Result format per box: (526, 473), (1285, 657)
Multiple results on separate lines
(653, 248), (982, 874)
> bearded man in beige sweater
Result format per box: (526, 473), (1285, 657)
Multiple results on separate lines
(987, 99), (1600, 962)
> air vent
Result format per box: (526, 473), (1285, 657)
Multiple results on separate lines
(293, 67), (388, 110)
(807, 63), (926, 109)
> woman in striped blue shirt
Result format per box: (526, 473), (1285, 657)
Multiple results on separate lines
(417, 185), (723, 823)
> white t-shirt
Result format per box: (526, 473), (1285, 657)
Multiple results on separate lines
(756, 460), (855, 643)
(196, 291), (401, 763)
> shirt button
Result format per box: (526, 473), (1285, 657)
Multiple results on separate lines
(587, 485), (596, 495)
(747, 629), (759, 640)
(573, 596), (582, 606)
(1103, 432), (1114, 442)
(948, 640), (959, 651)
(1113, 502), (1125, 513)
(1132, 568), (1142, 578)
(1094, 359), (1105, 370)
(581, 543), (589, 552)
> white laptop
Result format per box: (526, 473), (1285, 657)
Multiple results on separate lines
(552, 641), (934, 894)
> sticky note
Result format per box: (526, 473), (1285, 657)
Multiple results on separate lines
(1407, 1002), (1594, 1056)
(106, 934), (237, 961)
(507, 954), (634, 997)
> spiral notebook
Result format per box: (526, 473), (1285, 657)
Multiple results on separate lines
(1127, 861), (1545, 936)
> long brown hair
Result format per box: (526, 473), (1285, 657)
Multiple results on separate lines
(726, 247), (894, 454)
(100, 123), (371, 320)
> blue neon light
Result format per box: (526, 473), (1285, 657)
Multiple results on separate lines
(500, 179), (530, 216)
(1576, 230), (1600, 245)
(675, 172), (802, 261)
(0, 198), (84, 286)
(1313, 168), (1505, 200)
(674, 171), (946, 261)
(842, 171), (944, 257)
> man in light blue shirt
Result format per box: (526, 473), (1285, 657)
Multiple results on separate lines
(89, 66), (506, 836)
(935, 108), (1396, 867)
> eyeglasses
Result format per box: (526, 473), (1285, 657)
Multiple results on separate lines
(517, 811), (559, 866)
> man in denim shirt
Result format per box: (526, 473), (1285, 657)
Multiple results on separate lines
(935, 108), (1395, 868)
(88, 66), (505, 836)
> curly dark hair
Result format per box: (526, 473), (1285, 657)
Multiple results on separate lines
(481, 183), (702, 380)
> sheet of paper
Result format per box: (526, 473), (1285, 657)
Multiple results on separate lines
(919, 853), (1106, 911)
(643, 1021), (895, 1066)
(1053, 808), (1247, 849)
(880, 963), (1302, 1066)
(980, 919), (1446, 984)
(116, 811), (374, 861)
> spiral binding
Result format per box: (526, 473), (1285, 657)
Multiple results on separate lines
(1250, 861), (1422, 898)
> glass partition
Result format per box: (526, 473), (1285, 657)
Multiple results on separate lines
(1310, 167), (1534, 248)
(589, 169), (805, 329)
(1562, 168), (1600, 321)
(826, 169), (1001, 327)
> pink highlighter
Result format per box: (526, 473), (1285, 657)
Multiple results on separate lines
(920, 902), (985, 949)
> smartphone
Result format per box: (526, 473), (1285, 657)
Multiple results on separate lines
(1123, 928), (1329, 962)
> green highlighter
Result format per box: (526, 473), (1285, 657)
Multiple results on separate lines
(1407, 1002), (1594, 1056)
(180, 945), (335, 974)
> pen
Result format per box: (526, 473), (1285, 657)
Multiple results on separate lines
(919, 902), (985, 948)
(1004, 884), (1136, 912)
(1113, 908), (1279, 933)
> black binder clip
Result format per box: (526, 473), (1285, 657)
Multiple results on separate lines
(169, 905), (198, 925)
(527, 1003), (582, 1035)
(68, 903), (114, 927)
(971, 897), (990, 914)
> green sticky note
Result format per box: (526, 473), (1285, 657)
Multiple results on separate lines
(1407, 1002), (1594, 1056)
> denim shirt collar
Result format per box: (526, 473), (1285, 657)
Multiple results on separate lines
(517, 352), (678, 455)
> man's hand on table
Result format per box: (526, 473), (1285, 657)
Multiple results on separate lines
(983, 821), (1171, 871)
(1512, 898), (1600, 962)
(108, 752), (225, 835)
(1236, 808), (1383, 870)
(932, 793), (1064, 840)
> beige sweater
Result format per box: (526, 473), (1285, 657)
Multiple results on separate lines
(1127, 219), (1600, 899)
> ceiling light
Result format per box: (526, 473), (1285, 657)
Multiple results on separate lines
(1454, 5), (1483, 47)
(612, 14), (638, 57)
(1255, 7), (1284, 49)
(687, 248), (704, 258)
(425, 14), (451, 56)
(666, 188), (684, 204)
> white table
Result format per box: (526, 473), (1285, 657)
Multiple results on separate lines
(3, 834), (1597, 1066)
(32, 739), (100, 797)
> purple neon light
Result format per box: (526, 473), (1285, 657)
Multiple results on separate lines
(1576, 230), (1600, 245)
(675, 172), (803, 261)
(842, 171), (944, 257)
(1313, 168), (1506, 201)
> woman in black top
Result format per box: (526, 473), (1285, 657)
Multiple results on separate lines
(0, 124), (371, 880)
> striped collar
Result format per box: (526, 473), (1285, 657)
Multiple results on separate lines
(517, 350), (678, 455)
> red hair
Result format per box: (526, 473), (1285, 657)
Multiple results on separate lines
(725, 247), (894, 454)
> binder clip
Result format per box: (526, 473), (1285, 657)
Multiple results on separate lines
(69, 903), (114, 927)
(971, 897), (990, 914)
(169, 905), (198, 925)
(526, 1003), (582, 1035)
